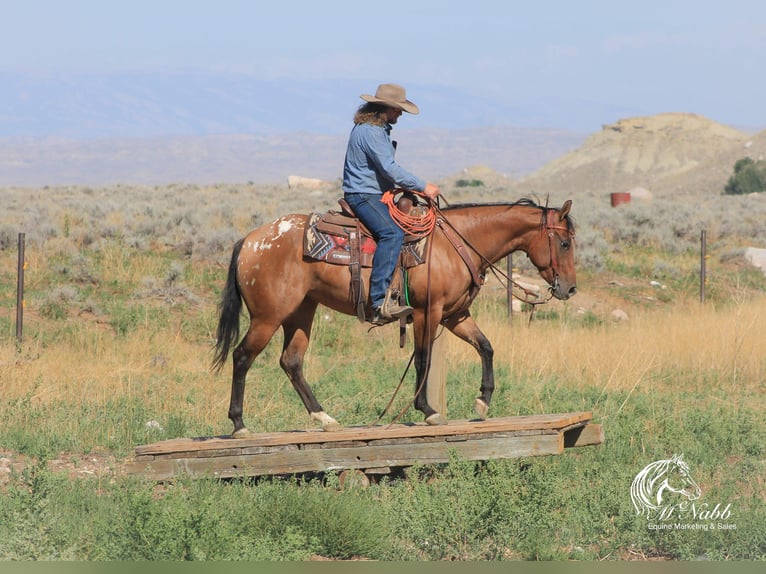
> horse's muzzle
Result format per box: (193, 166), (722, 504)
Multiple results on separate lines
(551, 280), (577, 301)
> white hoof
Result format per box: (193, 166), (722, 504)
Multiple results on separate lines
(232, 427), (254, 439)
(474, 398), (489, 420)
(311, 411), (341, 431)
(425, 413), (448, 426)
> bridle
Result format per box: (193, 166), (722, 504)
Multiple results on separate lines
(541, 207), (575, 296)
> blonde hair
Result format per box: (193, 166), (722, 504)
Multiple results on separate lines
(353, 103), (388, 126)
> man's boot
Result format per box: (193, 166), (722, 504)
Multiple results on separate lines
(370, 289), (413, 326)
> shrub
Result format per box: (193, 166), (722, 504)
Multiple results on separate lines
(455, 179), (484, 188)
(724, 157), (766, 195)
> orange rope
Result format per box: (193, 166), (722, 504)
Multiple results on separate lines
(381, 189), (437, 237)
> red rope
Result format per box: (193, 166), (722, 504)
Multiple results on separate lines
(381, 189), (437, 236)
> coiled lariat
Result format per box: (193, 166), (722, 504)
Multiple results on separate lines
(381, 189), (437, 236)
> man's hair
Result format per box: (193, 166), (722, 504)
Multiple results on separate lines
(353, 102), (389, 126)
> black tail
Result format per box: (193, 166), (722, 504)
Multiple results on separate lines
(212, 238), (245, 372)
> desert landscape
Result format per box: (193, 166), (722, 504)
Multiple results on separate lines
(1, 111), (765, 560)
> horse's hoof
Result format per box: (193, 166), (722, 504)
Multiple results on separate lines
(474, 398), (489, 420)
(311, 411), (341, 431)
(425, 413), (448, 426)
(232, 427), (254, 439)
(322, 420), (341, 432)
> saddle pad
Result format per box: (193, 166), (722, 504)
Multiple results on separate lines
(303, 212), (428, 268)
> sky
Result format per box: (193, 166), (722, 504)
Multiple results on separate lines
(3, 0), (766, 132)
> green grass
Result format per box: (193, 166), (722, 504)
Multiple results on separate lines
(2, 316), (765, 560)
(1, 386), (763, 560)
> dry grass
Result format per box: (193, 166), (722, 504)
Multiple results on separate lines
(444, 295), (766, 406)
(1, 326), (223, 414)
(3, 291), (765, 424)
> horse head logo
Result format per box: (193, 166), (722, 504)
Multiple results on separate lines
(630, 454), (702, 517)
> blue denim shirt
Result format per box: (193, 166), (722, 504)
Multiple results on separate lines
(342, 122), (426, 195)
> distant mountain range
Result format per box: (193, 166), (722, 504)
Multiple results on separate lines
(1, 70), (636, 138)
(0, 127), (587, 187)
(1, 70), (596, 186)
(1, 71), (763, 189)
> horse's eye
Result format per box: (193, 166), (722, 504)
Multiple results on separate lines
(561, 240), (570, 250)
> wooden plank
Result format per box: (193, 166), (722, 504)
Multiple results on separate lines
(133, 412), (592, 457)
(125, 413), (603, 480)
(563, 423), (604, 448)
(125, 432), (564, 481)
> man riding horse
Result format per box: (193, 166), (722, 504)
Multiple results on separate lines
(212, 84), (577, 436)
(342, 83), (441, 326)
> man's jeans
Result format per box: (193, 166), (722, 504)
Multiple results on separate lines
(343, 193), (404, 309)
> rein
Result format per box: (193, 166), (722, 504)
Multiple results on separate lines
(432, 200), (566, 310)
(383, 189), (546, 308)
(372, 227), (438, 428)
(374, 193), (568, 425)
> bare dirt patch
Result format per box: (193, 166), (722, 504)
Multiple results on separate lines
(0, 450), (123, 485)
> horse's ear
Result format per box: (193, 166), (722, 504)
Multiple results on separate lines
(559, 200), (572, 221)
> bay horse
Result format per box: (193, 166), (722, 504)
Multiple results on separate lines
(213, 198), (577, 437)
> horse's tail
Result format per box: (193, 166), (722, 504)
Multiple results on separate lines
(212, 237), (245, 372)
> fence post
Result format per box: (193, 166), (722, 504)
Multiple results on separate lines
(16, 232), (26, 342)
(426, 333), (448, 418)
(506, 254), (513, 320)
(700, 229), (707, 304)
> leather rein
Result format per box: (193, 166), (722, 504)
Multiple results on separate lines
(374, 193), (572, 426)
(429, 197), (573, 313)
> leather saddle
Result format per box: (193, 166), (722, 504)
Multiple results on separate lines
(303, 194), (429, 323)
(303, 195), (428, 269)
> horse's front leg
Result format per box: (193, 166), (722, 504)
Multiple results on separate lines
(443, 312), (494, 420)
(412, 311), (448, 425)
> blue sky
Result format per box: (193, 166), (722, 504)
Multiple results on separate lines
(3, 0), (766, 131)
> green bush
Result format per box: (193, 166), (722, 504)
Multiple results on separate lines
(455, 179), (484, 188)
(724, 157), (766, 195)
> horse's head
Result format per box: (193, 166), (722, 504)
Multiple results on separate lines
(631, 453), (702, 516)
(526, 200), (577, 300)
(665, 453), (702, 502)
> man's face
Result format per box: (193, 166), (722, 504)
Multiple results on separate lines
(384, 106), (403, 124)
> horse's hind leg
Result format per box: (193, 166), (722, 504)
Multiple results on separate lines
(229, 321), (280, 437)
(443, 312), (494, 420)
(280, 299), (340, 431)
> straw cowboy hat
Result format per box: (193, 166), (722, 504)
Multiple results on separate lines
(360, 83), (420, 114)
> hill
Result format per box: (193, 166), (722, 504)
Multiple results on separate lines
(516, 113), (766, 198)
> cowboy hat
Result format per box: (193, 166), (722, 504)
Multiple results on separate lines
(360, 83), (419, 114)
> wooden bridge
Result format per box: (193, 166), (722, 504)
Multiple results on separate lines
(125, 412), (603, 482)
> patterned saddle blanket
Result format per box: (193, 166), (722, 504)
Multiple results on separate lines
(303, 209), (428, 268)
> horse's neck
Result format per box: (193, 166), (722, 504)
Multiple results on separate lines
(654, 479), (672, 505)
(450, 206), (540, 263)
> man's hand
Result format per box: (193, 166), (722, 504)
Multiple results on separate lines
(423, 182), (441, 200)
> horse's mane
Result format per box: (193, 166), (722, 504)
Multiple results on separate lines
(631, 459), (669, 514)
(441, 197), (576, 232)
